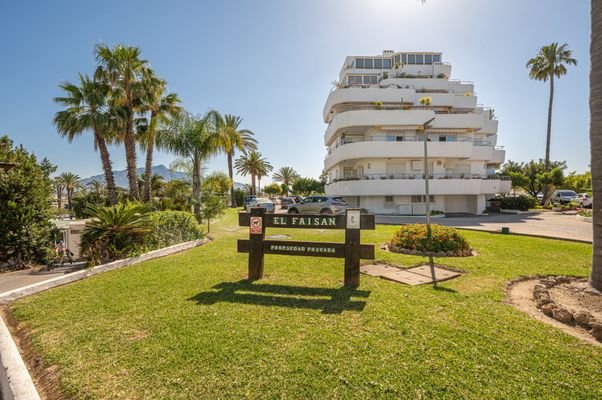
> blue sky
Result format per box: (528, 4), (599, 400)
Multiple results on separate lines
(0, 0), (590, 184)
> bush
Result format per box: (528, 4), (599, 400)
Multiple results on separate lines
(498, 195), (538, 211)
(578, 210), (592, 217)
(390, 224), (470, 253)
(134, 211), (204, 254)
(0, 136), (58, 268)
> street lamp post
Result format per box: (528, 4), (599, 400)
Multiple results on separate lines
(419, 98), (436, 242)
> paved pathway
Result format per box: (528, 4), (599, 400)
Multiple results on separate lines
(0, 263), (85, 295)
(375, 211), (592, 243)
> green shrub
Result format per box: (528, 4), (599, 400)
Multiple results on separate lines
(578, 210), (592, 217)
(134, 211), (204, 254)
(499, 195), (538, 211)
(390, 224), (470, 253)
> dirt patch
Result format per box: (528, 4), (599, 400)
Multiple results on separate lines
(506, 278), (602, 347)
(0, 306), (66, 399)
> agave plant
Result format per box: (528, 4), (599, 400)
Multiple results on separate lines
(80, 203), (150, 265)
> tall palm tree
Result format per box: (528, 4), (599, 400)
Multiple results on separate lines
(139, 72), (182, 202)
(527, 42), (577, 205)
(54, 74), (118, 204)
(590, 0), (602, 291)
(95, 44), (149, 200)
(60, 172), (80, 218)
(210, 112), (257, 207)
(234, 151), (271, 196)
(54, 176), (64, 210)
(158, 112), (218, 217)
(272, 166), (300, 196)
(256, 161), (273, 196)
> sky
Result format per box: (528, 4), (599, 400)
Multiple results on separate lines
(0, 0), (591, 185)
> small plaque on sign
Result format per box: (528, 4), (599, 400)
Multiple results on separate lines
(250, 216), (263, 234)
(347, 210), (360, 229)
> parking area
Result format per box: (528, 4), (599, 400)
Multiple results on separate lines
(375, 211), (592, 242)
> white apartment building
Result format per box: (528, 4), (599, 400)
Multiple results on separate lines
(323, 50), (511, 215)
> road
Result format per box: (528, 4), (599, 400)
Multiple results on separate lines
(0, 263), (85, 295)
(375, 211), (592, 242)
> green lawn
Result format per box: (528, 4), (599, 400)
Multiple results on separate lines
(9, 210), (602, 399)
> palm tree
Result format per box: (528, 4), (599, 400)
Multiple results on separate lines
(54, 74), (118, 204)
(210, 112), (257, 207)
(235, 151), (271, 196)
(54, 176), (64, 210)
(60, 172), (80, 218)
(139, 72), (182, 202)
(158, 112), (218, 217)
(272, 166), (300, 196)
(81, 203), (150, 265)
(95, 44), (149, 200)
(527, 42), (577, 205)
(590, 1), (602, 291)
(87, 179), (106, 197)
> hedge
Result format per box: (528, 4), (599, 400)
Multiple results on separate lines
(133, 211), (204, 254)
(390, 224), (470, 254)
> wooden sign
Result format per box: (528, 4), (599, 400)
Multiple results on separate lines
(237, 208), (375, 287)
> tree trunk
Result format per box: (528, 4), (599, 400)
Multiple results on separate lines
(258, 176), (262, 196)
(227, 151), (236, 207)
(143, 111), (157, 202)
(542, 75), (555, 206)
(67, 189), (72, 219)
(590, 0), (602, 291)
(192, 156), (201, 217)
(56, 188), (62, 210)
(251, 174), (256, 196)
(95, 129), (117, 205)
(124, 116), (140, 200)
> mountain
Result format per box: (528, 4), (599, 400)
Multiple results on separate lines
(80, 165), (245, 189)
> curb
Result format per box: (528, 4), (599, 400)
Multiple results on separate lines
(0, 316), (40, 400)
(0, 238), (209, 399)
(576, 215), (593, 223)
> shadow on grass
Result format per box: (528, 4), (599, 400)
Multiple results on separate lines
(188, 280), (371, 314)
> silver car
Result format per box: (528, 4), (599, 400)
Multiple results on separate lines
(246, 198), (275, 213)
(287, 196), (348, 215)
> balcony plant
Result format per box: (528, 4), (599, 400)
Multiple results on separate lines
(373, 101), (383, 110)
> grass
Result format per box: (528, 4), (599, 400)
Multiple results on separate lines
(8, 209), (602, 399)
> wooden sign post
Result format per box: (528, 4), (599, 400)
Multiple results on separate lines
(238, 208), (375, 287)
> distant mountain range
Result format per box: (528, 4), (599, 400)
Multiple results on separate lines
(79, 164), (245, 189)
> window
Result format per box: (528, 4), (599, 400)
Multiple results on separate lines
(433, 54), (441, 63)
(348, 75), (362, 84)
(411, 195), (435, 203)
(386, 135), (396, 142)
(355, 58), (364, 68)
(393, 55), (400, 64)
(407, 54), (416, 64)
(439, 136), (447, 142)
(383, 59), (392, 69)
(385, 196), (394, 202)
(374, 58), (383, 69)
(364, 58), (373, 69)
(416, 54), (424, 65)
(402, 53), (407, 64)
(396, 136), (404, 142)
(425, 54), (433, 64)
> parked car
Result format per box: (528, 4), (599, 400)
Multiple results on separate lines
(280, 197), (296, 210)
(246, 197), (275, 213)
(550, 190), (578, 205)
(576, 193), (593, 208)
(290, 195), (303, 203)
(243, 195), (256, 208)
(287, 196), (348, 215)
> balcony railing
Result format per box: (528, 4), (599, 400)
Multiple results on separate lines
(326, 174), (511, 185)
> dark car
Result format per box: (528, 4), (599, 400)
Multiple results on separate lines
(243, 195), (256, 209)
(290, 195), (303, 203)
(280, 197), (296, 210)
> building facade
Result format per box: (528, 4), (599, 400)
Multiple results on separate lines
(323, 50), (511, 215)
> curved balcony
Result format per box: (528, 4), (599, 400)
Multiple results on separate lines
(323, 88), (478, 122)
(324, 109), (486, 145)
(325, 177), (511, 196)
(324, 109), (435, 145)
(324, 141), (473, 170)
